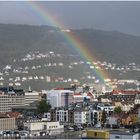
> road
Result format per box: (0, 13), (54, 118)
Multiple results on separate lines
(0, 128), (130, 139)
(34, 130), (82, 139)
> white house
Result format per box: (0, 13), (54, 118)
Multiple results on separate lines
(74, 110), (89, 125)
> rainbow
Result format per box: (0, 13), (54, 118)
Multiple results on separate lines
(24, 1), (113, 89)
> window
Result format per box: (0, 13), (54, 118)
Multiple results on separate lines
(94, 132), (97, 137)
(115, 136), (120, 139)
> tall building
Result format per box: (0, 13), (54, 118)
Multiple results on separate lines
(89, 110), (102, 126)
(56, 109), (68, 125)
(74, 109), (89, 125)
(47, 89), (74, 108)
(0, 92), (24, 113)
(24, 91), (42, 106)
(50, 108), (74, 125)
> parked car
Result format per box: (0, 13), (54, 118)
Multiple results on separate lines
(19, 130), (29, 138)
(67, 126), (74, 131)
(40, 131), (46, 136)
(2, 131), (11, 138)
(77, 125), (84, 130)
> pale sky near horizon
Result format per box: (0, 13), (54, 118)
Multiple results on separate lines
(0, 1), (140, 36)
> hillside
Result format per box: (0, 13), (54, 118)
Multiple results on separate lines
(0, 24), (140, 65)
(72, 29), (140, 64)
(0, 24), (139, 90)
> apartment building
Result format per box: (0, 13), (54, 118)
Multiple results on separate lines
(56, 109), (68, 125)
(68, 110), (74, 125)
(24, 119), (64, 135)
(50, 108), (74, 125)
(89, 109), (102, 126)
(74, 109), (89, 125)
(97, 103), (114, 115)
(47, 89), (74, 108)
(24, 91), (42, 106)
(0, 92), (24, 113)
(0, 114), (16, 131)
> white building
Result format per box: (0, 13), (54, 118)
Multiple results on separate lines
(56, 109), (68, 124)
(24, 91), (41, 106)
(97, 104), (114, 114)
(43, 113), (51, 121)
(134, 94), (140, 104)
(46, 76), (51, 82)
(110, 131), (139, 140)
(0, 92), (24, 113)
(47, 89), (74, 108)
(121, 103), (134, 112)
(0, 117), (16, 131)
(107, 115), (120, 127)
(24, 120), (64, 135)
(74, 110), (89, 125)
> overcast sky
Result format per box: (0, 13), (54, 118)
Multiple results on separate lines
(0, 1), (140, 36)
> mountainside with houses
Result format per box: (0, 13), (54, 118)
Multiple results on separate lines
(0, 24), (139, 90)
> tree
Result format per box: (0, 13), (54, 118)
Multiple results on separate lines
(114, 106), (122, 114)
(71, 84), (77, 92)
(37, 100), (51, 114)
(101, 109), (107, 127)
(83, 85), (90, 92)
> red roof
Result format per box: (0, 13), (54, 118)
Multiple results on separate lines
(112, 90), (140, 94)
(53, 88), (65, 90)
(6, 112), (22, 119)
(74, 93), (81, 96)
(87, 92), (93, 98)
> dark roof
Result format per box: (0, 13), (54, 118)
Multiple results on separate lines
(12, 105), (37, 110)
(0, 86), (14, 93)
(0, 86), (24, 94)
(112, 90), (140, 95)
(109, 94), (135, 102)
